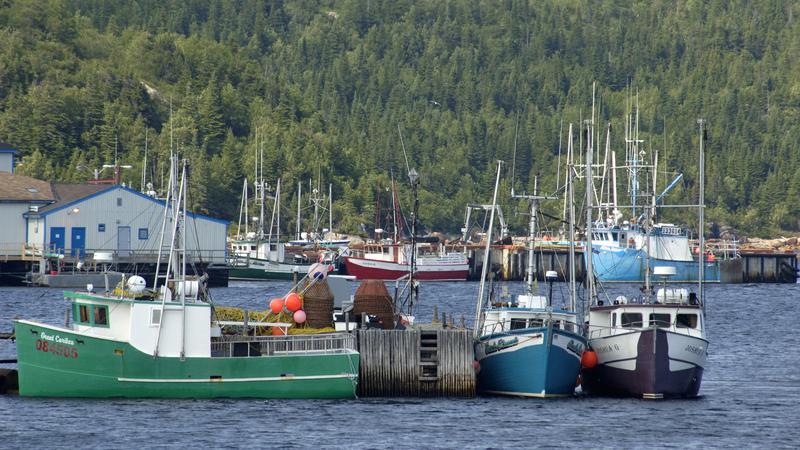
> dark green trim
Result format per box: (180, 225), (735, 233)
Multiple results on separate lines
(64, 291), (211, 307)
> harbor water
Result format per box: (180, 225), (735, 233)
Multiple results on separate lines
(1, 282), (798, 448)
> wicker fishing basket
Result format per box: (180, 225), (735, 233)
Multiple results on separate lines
(299, 278), (334, 328)
(353, 280), (395, 330)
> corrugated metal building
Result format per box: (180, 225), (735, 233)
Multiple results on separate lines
(24, 184), (229, 264)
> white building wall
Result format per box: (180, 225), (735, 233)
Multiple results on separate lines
(0, 203), (30, 256)
(37, 186), (228, 263)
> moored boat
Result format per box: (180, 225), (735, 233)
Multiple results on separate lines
(473, 161), (586, 398)
(581, 119), (710, 399)
(342, 241), (468, 281)
(580, 289), (707, 399)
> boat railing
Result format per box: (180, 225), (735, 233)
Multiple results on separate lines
(210, 332), (357, 357)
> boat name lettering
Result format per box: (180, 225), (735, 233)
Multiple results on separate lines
(35, 339), (79, 359)
(566, 339), (584, 355)
(485, 337), (519, 355)
(39, 332), (75, 346)
(594, 344), (620, 354)
(684, 344), (705, 356)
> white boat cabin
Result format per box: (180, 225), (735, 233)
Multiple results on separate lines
(587, 291), (705, 340)
(479, 294), (581, 337)
(231, 237), (287, 262)
(65, 279), (213, 358)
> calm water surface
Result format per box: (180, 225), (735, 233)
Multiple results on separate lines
(0, 282), (797, 449)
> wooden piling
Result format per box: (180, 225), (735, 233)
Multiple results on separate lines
(356, 329), (475, 397)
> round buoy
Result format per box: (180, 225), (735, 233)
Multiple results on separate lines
(293, 310), (307, 324)
(269, 298), (285, 314)
(271, 326), (286, 336)
(581, 350), (598, 369)
(307, 262), (328, 280)
(285, 293), (303, 312)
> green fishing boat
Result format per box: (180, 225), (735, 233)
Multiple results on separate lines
(14, 157), (359, 398)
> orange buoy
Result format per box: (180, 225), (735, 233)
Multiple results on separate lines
(285, 292), (303, 312)
(271, 326), (286, 336)
(581, 350), (598, 369)
(269, 298), (285, 314)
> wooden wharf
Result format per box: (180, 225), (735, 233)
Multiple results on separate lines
(356, 328), (475, 397)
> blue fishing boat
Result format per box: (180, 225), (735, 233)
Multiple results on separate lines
(474, 294), (586, 397)
(590, 223), (721, 283)
(473, 159), (586, 398)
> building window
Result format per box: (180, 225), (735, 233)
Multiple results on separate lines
(117, 197), (122, 207)
(139, 228), (149, 240)
(98, 223), (106, 232)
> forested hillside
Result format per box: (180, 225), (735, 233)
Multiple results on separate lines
(1, 0), (798, 237)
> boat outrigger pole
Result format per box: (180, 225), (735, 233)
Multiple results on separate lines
(473, 160), (503, 338)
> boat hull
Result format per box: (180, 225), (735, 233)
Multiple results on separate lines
(590, 247), (720, 283)
(582, 328), (707, 398)
(475, 328), (585, 397)
(228, 258), (313, 281)
(14, 321), (359, 399)
(342, 257), (468, 281)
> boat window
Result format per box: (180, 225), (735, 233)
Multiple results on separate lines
(677, 314), (698, 328)
(563, 322), (575, 332)
(611, 313), (616, 327)
(150, 308), (162, 326)
(553, 320), (562, 329)
(621, 313), (643, 328)
(649, 313), (672, 327)
(529, 318), (543, 328)
(510, 319), (527, 330)
(251, 245), (256, 251)
(93, 305), (109, 327)
(74, 304), (90, 324)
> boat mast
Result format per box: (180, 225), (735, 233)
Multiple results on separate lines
(141, 127), (148, 191)
(527, 178), (538, 295)
(698, 119), (706, 309)
(474, 160), (503, 338)
(296, 182), (302, 241)
(258, 129), (265, 241)
(267, 179), (281, 261)
(236, 178), (247, 239)
(329, 183), (333, 241)
(180, 158), (187, 360)
(567, 125), (578, 316)
(585, 85), (596, 305)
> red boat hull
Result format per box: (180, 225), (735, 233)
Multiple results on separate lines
(343, 257), (469, 281)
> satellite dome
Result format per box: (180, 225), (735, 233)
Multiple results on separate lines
(127, 275), (147, 293)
